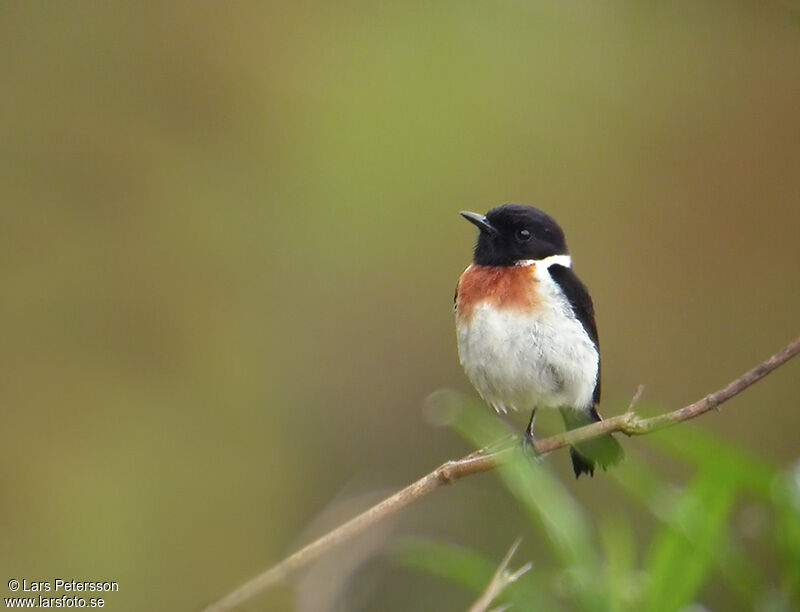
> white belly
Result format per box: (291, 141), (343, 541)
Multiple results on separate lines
(456, 293), (598, 414)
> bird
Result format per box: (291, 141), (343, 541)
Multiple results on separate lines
(454, 203), (623, 477)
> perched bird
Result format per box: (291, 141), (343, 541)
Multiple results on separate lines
(454, 204), (623, 477)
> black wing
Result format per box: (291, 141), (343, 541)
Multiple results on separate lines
(548, 264), (601, 404)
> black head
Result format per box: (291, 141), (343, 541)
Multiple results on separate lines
(460, 203), (568, 266)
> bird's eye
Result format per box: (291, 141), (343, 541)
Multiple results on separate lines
(516, 229), (531, 242)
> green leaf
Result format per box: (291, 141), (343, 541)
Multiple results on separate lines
(772, 463), (800, 606)
(611, 444), (765, 607)
(393, 537), (498, 593)
(599, 515), (644, 612)
(498, 454), (601, 588)
(646, 424), (776, 497)
(642, 464), (738, 611)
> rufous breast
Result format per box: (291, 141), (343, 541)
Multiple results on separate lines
(456, 264), (540, 320)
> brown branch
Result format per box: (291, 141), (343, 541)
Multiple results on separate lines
(201, 334), (800, 612)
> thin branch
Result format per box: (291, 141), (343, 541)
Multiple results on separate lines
(627, 384), (645, 413)
(468, 537), (532, 612)
(201, 334), (800, 612)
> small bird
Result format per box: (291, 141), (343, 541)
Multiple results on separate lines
(454, 203), (623, 477)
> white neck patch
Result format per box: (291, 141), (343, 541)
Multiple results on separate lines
(515, 254), (572, 269)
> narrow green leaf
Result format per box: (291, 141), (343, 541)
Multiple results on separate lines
(642, 465), (738, 611)
(632, 405), (776, 497)
(611, 445), (765, 607)
(393, 536), (497, 592)
(772, 464), (800, 606)
(599, 514), (644, 612)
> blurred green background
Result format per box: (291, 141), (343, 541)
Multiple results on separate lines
(2, 2), (799, 611)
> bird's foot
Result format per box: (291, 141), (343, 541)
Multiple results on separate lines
(521, 430), (543, 462)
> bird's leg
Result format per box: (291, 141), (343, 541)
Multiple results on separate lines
(522, 409), (540, 457)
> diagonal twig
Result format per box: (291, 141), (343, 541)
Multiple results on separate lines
(468, 537), (533, 612)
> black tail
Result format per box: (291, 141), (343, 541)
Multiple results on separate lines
(560, 406), (624, 478)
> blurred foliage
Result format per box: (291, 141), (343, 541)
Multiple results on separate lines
(397, 395), (800, 611)
(1, 1), (798, 611)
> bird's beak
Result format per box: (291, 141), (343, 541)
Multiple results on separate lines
(460, 211), (497, 235)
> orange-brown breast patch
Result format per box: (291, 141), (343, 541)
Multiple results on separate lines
(456, 264), (539, 319)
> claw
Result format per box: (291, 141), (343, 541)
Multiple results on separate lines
(521, 430), (542, 461)
(522, 409), (543, 461)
